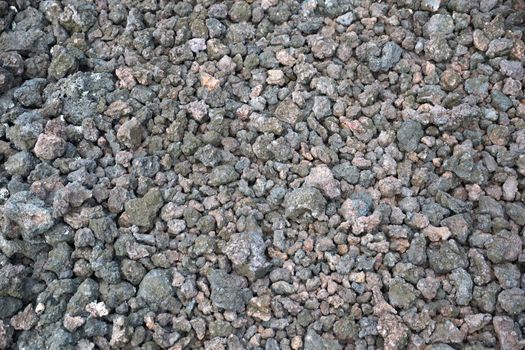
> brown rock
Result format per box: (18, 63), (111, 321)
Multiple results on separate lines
(33, 134), (66, 160)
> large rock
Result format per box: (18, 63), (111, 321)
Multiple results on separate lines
(304, 165), (341, 199)
(137, 269), (173, 305)
(428, 240), (468, 274)
(208, 165), (239, 186)
(397, 120), (423, 152)
(66, 278), (99, 316)
(443, 149), (487, 184)
(208, 269), (252, 312)
(497, 288), (525, 315)
(486, 230), (522, 263)
(124, 188), (164, 227)
(274, 98), (303, 125)
(33, 134), (66, 160)
(493, 316), (522, 350)
(3, 191), (54, 242)
(223, 217), (271, 281)
(284, 187), (326, 220)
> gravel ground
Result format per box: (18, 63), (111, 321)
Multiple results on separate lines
(0, 0), (525, 349)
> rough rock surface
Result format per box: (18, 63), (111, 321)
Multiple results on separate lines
(0, 0), (523, 349)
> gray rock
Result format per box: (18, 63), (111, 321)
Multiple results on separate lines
(223, 217), (271, 281)
(13, 78), (47, 107)
(117, 118), (143, 149)
(3, 191), (54, 242)
(304, 328), (342, 350)
(497, 288), (525, 315)
(284, 186), (326, 220)
(486, 230), (522, 263)
(312, 96), (332, 118)
(424, 14), (454, 37)
(493, 263), (521, 289)
(274, 98), (303, 124)
(478, 196), (504, 218)
(421, 0), (441, 12)
(137, 269), (173, 305)
(491, 90), (513, 112)
(428, 240), (468, 274)
(505, 203), (525, 226)
(332, 163), (360, 184)
(208, 165), (239, 186)
(4, 151), (37, 177)
(443, 150), (487, 184)
(208, 269), (251, 312)
(464, 76), (489, 96)
(397, 120), (423, 152)
(67, 278), (99, 316)
(0, 297), (23, 318)
(450, 268), (473, 305)
(195, 144), (222, 167)
(425, 37), (452, 62)
(124, 188), (164, 227)
(379, 42), (403, 72)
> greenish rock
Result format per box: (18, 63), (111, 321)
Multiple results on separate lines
(284, 186), (326, 220)
(100, 282), (136, 308)
(425, 37), (452, 62)
(7, 111), (44, 150)
(505, 203), (525, 226)
(137, 269), (173, 305)
(192, 235), (215, 256)
(195, 144), (222, 167)
(397, 120), (423, 152)
(208, 320), (234, 338)
(388, 281), (417, 308)
(124, 188), (164, 227)
(428, 240), (468, 274)
(486, 230), (521, 263)
(229, 1), (251, 22)
(332, 163), (360, 184)
(48, 51), (78, 80)
(424, 14), (454, 37)
(89, 217), (118, 243)
(208, 165), (239, 186)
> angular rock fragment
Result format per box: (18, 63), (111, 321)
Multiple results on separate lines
(124, 188), (164, 227)
(284, 187), (326, 220)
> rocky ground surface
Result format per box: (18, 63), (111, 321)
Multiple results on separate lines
(0, 0), (524, 349)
